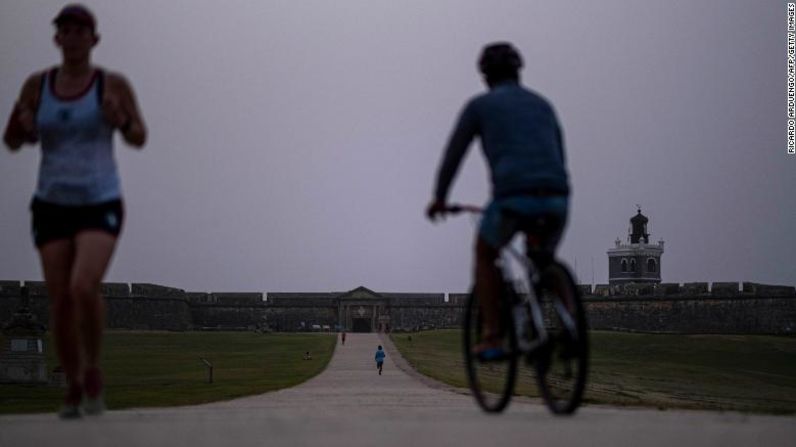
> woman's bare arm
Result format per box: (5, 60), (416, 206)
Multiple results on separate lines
(104, 72), (146, 148)
(3, 73), (43, 151)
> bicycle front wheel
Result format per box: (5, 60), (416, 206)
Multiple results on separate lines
(534, 261), (589, 415)
(463, 286), (518, 413)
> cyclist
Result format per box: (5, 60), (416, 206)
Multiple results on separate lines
(3, 4), (146, 418)
(427, 42), (570, 359)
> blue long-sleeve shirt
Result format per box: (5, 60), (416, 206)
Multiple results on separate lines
(434, 81), (569, 201)
(375, 349), (386, 362)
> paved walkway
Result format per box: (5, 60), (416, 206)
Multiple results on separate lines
(1, 333), (794, 447)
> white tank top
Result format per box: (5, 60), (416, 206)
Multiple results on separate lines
(34, 68), (121, 205)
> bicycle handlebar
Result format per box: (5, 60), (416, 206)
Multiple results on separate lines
(444, 204), (483, 215)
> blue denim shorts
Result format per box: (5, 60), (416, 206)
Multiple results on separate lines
(479, 195), (568, 249)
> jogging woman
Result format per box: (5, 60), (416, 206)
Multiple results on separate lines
(3, 4), (146, 418)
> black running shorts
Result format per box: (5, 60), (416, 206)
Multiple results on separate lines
(30, 198), (124, 247)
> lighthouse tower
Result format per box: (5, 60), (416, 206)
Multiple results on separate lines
(607, 207), (664, 285)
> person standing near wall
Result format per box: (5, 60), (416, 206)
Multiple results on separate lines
(3, 4), (147, 418)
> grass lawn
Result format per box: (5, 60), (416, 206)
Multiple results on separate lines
(391, 330), (796, 414)
(0, 331), (336, 414)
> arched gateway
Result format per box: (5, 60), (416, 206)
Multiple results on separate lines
(338, 287), (390, 333)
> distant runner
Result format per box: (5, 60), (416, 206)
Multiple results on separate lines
(375, 345), (386, 375)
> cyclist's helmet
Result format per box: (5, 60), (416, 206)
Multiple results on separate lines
(478, 42), (523, 75)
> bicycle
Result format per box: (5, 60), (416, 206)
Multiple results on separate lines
(445, 204), (589, 415)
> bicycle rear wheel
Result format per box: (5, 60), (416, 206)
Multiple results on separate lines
(534, 261), (589, 415)
(463, 286), (518, 413)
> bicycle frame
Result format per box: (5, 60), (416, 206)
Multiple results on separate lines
(497, 243), (550, 355)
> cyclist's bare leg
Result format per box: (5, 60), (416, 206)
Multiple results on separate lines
(474, 236), (502, 350)
(39, 239), (81, 399)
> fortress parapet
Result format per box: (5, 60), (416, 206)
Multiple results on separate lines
(0, 281), (793, 334)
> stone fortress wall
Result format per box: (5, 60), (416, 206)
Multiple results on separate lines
(0, 281), (794, 335)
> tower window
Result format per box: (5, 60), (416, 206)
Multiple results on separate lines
(621, 259), (628, 273)
(647, 258), (657, 273)
(630, 259), (637, 273)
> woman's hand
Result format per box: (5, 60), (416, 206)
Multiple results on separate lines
(15, 103), (38, 139)
(102, 95), (129, 130)
(4, 100), (39, 150)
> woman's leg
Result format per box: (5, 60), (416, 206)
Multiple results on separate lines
(70, 230), (118, 395)
(38, 239), (80, 399)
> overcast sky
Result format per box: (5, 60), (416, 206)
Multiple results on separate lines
(1, 1), (793, 293)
